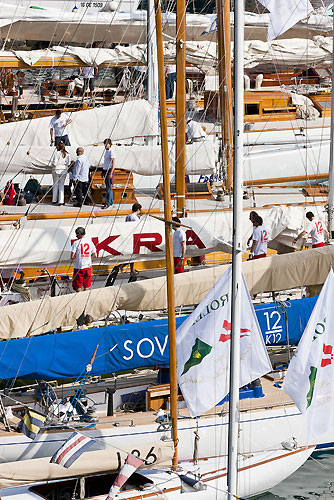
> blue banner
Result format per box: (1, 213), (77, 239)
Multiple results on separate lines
(0, 296), (317, 381)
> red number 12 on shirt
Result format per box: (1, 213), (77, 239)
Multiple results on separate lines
(81, 243), (90, 256)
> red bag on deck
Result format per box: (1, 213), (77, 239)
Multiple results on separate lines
(3, 181), (16, 205)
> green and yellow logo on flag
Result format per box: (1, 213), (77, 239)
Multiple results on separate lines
(18, 408), (46, 440)
(182, 338), (212, 375)
(306, 366), (317, 409)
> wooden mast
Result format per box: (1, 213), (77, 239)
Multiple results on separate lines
(217, 0), (233, 191)
(154, 0), (179, 469)
(175, 0), (186, 217)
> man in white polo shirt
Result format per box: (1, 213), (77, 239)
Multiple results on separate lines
(49, 110), (72, 146)
(71, 227), (97, 292)
(102, 138), (116, 209)
(250, 215), (269, 260)
(294, 211), (330, 249)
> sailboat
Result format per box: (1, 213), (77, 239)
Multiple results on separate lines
(0, 2), (315, 499)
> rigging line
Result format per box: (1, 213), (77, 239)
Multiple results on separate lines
(0, 0), (127, 185)
(17, 104), (149, 330)
(243, 80), (326, 190)
(309, 453), (334, 473)
(0, 0), (27, 51)
(8, 205), (95, 340)
(0, 42), (160, 296)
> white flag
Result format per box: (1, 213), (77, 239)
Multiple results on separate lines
(176, 266), (272, 417)
(282, 270), (334, 442)
(258, 0), (313, 41)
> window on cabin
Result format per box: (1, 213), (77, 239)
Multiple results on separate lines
(245, 103), (259, 115)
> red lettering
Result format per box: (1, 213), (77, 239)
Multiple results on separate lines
(315, 221), (323, 234)
(186, 230), (205, 249)
(92, 236), (121, 256)
(133, 233), (163, 254)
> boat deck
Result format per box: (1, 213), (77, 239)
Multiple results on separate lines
(0, 375), (292, 437)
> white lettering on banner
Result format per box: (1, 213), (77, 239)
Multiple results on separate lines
(263, 310), (283, 344)
(123, 340), (134, 361)
(121, 335), (169, 361)
(137, 338), (155, 358)
(154, 335), (168, 356)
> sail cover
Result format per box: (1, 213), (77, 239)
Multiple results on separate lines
(0, 100), (158, 148)
(0, 296), (316, 380)
(0, 37), (332, 69)
(0, 442), (174, 489)
(0, 206), (313, 269)
(0, 244), (331, 340)
(0, 142), (216, 176)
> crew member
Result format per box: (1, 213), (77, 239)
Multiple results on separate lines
(125, 203), (142, 282)
(165, 64), (176, 100)
(49, 109), (72, 146)
(71, 227), (97, 292)
(185, 119), (206, 143)
(80, 66), (98, 99)
(293, 211), (330, 248)
(102, 138), (116, 209)
(172, 216), (186, 273)
(16, 71), (24, 99)
(249, 215), (268, 260)
(73, 147), (90, 207)
(247, 211), (259, 247)
(51, 141), (70, 206)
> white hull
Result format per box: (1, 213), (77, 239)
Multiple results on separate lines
(0, 406), (329, 464)
(0, 447), (314, 499)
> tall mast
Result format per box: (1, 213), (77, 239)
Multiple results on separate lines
(227, 0), (244, 498)
(217, 0), (233, 191)
(154, 0), (179, 469)
(328, 11), (334, 238)
(175, 0), (186, 217)
(147, 0), (159, 146)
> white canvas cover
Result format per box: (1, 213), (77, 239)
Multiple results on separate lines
(0, 100), (158, 148)
(0, 36), (333, 70)
(0, 206), (311, 269)
(0, 3), (332, 44)
(0, 142), (216, 176)
(257, 0), (313, 41)
(0, 441), (174, 489)
(0, 231), (333, 339)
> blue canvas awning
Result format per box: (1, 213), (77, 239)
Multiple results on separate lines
(0, 296), (317, 380)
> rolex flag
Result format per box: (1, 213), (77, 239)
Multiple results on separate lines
(257, 0), (313, 41)
(282, 269), (334, 442)
(176, 265), (272, 417)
